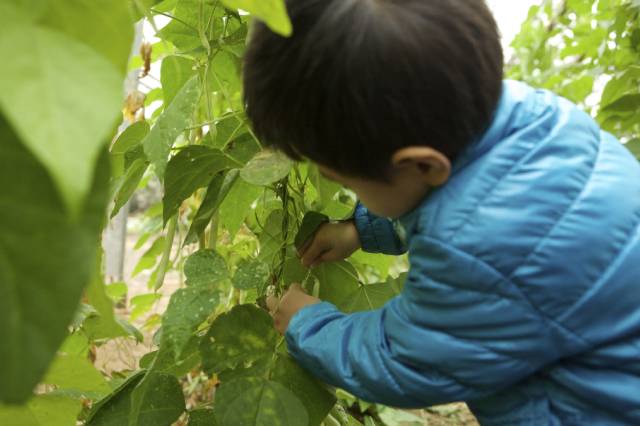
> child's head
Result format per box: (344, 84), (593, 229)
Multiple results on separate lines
(243, 0), (503, 217)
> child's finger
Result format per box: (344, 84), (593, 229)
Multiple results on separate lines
(301, 239), (328, 267)
(266, 295), (279, 313)
(297, 237), (314, 258)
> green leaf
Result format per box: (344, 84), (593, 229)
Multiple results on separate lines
(112, 158), (149, 218)
(271, 355), (336, 426)
(0, 25), (123, 213)
(188, 408), (216, 426)
(0, 118), (109, 404)
(143, 76), (201, 180)
(603, 94), (640, 113)
(43, 353), (110, 398)
(128, 372), (186, 426)
(315, 262), (399, 313)
(83, 271), (130, 340)
(349, 250), (394, 280)
(112, 122), (151, 155)
(162, 287), (220, 359)
(87, 370), (170, 426)
(233, 258), (270, 290)
(219, 178), (263, 236)
(314, 261), (360, 307)
(163, 146), (235, 223)
(157, 0), (224, 51)
(221, 0), (292, 36)
(225, 133), (261, 165)
(106, 282), (128, 301)
(132, 236), (167, 277)
(60, 332), (90, 357)
(214, 377), (308, 426)
(161, 56), (196, 105)
(185, 170), (239, 245)
(240, 150), (294, 186)
(41, 0), (134, 74)
(625, 138), (640, 159)
(283, 257), (308, 286)
(130, 293), (162, 321)
(294, 211), (329, 250)
(308, 164), (342, 208)
(87, 371), (145, 426)
(209, 50), (242, 96)
(144, 335), (202, 377)
(200, 305), (278, 374)
(184, 249), (229, 287)
(257, 210), (286, 263)
(0, 394), (82, 426)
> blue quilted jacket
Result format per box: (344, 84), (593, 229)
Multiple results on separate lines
(285, 80), (640, 425)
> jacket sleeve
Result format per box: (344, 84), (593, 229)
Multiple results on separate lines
(285, 234), (570, 408)
(353, 203), (406, 255)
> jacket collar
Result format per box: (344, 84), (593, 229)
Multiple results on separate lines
(397, 80), (525, 240)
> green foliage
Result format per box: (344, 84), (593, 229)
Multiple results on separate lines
(0, 119), (110, 403)
(509, 0), (640, 144)
(143, 76), (201, 179)
(0, 0), (132, 213)
(240, 150), (295, 186)
(163, 146), (235, 222)
(0, 394), (82, 426)
(200, 304), (278, 375)
(9, 0), (636, 424)
(214, 377), (308, 425)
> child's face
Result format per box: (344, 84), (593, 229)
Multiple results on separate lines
(318, 147), (452, 219)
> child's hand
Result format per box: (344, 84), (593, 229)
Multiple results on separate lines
(266, 283), (320, 334)
(298, 220), (361, 268)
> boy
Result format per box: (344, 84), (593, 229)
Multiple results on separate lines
(246, 0), (640, 424)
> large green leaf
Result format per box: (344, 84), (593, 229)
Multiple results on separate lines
(219, 178), (263, 236)
(240, 150), (293, 186)
(209, 50), (242, 97)
(163, 146), (235, 223)
(200, 304), (278, 374)
(0, 118), (109, 403)
(157, 0), (224, 51)
(161, 55), (196, 105)
(221, 0), (292, 36)
(162, 287), (220, 359)
(0, 394), (82, 426)
(184, 249), (229, 287)
(128, 372), (186, 426)
(0, 21), (124, 213)
(87, 371), (145, 426)
(314, 261), (360, 307)
(116, 131), (148, 160)
(43, 353), (110, 399)
(315, 261), (400, 313)
(626, 138), (640, 159)
(188, 408), (216, 426)
(143, 76), (201, 180)
(111, 157), (149, 218)
(185, 170), (240, 244)
(271, 355), (336, 426)
(232, 258), (270, 290)
(42, 0), (134, 73)
(214, 377), (308, 426)
(82, 272), (131, 341)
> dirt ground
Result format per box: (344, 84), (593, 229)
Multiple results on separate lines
(95, 226), (479, 425)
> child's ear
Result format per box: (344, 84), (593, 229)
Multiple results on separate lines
(391, 146), (451, 186)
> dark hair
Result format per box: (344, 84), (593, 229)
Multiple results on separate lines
(243, 0), (503, 180)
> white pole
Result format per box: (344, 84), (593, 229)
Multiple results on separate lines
(103, 21), (144, 282)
